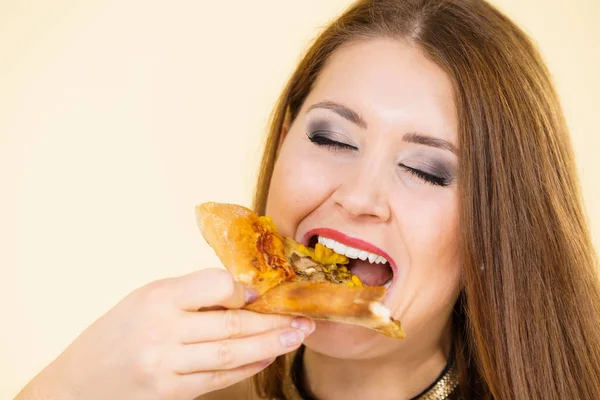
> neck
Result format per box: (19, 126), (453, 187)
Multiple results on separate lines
(300, 326), (453, 400)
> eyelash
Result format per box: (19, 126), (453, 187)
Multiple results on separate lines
(308, 132), (450, 187)
(399, 165), (450, 187)
(307, 132), (357, 152)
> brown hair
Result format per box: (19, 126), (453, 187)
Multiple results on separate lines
(252, 0), (600, 398)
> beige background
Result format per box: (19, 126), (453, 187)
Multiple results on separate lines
(1, 1), (598, 398)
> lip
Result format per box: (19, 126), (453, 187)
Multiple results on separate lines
(302, 227), (398, 281)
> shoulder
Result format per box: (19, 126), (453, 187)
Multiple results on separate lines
(194, 378), (259, 400)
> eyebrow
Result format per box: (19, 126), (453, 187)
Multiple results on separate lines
(307, 101), (368, 129)
(403, 132), (458, 155)
(307, 100), (457, 155)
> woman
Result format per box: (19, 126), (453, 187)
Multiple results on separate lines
(15, 0), (600, 399)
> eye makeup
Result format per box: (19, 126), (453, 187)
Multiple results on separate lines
(304, 114), (457, 188)
(398, 159), (456, 187)
(306, 119), (358, 152)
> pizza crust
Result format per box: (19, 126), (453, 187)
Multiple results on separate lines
(195, 202), (406, 339)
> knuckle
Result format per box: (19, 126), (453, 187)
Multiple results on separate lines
(135, 348), (163, 384)
(272, 316), (289, 331)
(216, 340), (235, 369)
(135, 351), (179, 398)
(141, 279), (170, 304)
(215, 271), (237, 300)
(201, 268), (236, 299)
(224, 309), (243, 338)
(151, 378), (177, 399)
(209, 369), (232, 390)
(143, 324), (164, 345)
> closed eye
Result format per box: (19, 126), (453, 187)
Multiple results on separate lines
(399, 164), (450, 187)
(307, 132), (358, 152)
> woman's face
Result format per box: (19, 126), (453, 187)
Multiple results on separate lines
(265, 38), (461, 359)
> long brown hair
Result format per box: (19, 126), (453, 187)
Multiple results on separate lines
(252, 0), (600, 398)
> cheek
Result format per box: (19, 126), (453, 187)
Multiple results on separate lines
(397, 188), (459, 267)
(392, 188), (461, 320)
(265, 139), (338, 237)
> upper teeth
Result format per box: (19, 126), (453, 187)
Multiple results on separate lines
(318, 236), (388, 264)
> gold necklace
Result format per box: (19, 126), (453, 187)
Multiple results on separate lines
(416, 363), (459, 400)
(281, 347), (459, 400)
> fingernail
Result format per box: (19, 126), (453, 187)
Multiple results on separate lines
(244, 288), (259, 304)
(291, 317), (314, 334)
(280, 330), (303, 347)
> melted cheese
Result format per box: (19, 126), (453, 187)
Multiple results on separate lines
(291, 242), (349, 266)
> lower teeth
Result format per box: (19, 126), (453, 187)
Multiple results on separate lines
(383, 280), (392, 290)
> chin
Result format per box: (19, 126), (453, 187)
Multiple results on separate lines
(303, 320), (400, 360)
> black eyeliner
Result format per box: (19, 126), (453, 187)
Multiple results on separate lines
(306, 131), (357, 151)
(399, 161), (455, 187)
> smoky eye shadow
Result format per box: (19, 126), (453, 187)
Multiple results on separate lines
(428, 160), (456, 182)
(308, 118), (334, 134)
(407, 158), (456, 181)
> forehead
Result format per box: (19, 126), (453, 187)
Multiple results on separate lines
(304, 38), (458, 144)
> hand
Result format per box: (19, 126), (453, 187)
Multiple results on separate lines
(15, 268), (314, 400)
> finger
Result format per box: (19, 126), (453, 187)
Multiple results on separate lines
(176, 358), (276, 398)
(173, 327), (306, 373)
(178, 309), (313, 343)
(170, 268), (256, 311)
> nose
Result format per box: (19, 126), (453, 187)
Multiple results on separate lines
(331, 159), (391, 222)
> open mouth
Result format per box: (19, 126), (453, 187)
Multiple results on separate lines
(307, 235), (395, 289)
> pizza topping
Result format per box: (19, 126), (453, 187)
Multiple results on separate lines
(317, 236), (394, 288)
(286, 239), (349, 266)
(195, 202), (406, 339)
(253, 220), (295, 281)
(258, 215), (279, 233)
(288, 251), (364, 287)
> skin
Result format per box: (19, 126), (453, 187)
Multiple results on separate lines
(14, 38), (462, 400)
(14, 269), (315, 400)
(265, 38), (462, 399)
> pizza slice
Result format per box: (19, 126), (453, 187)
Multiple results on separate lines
(195, 202), (405, 339)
